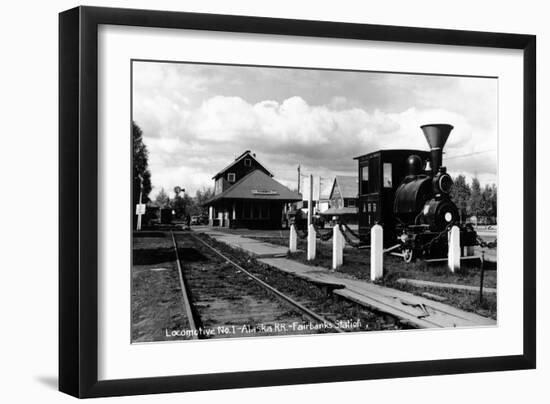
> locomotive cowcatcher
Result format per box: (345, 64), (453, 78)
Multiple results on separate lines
(354, 124), (477, 262)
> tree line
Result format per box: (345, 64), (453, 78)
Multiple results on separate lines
(132, 122), (152, 227)
(450, 175), (497, 225)
(154, 187), (214, 219)
(133, 121), (214, 220)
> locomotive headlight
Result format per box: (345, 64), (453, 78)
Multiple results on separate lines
(445, 212), (453, 222)
(438, 173), (453, 194)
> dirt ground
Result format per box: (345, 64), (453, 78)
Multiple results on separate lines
(132, 232), (191, 343)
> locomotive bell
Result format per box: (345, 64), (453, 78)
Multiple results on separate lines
(421, 124), (453, 173)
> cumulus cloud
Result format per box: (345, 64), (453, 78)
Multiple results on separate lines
(132, 62), (497, 197)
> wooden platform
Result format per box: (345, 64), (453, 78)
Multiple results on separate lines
(259, 258), (496, 329)
(196, 227), (289, 258)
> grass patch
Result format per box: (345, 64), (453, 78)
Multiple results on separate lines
(388, 282), (497, 320)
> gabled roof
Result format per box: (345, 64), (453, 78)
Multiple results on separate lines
(205, 169), (302, 204)
(212, 150), (273, 179)
(329, 175), (358, 200)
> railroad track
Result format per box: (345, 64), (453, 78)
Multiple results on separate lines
(170, 231), (345, 339)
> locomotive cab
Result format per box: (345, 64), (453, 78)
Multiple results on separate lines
(354, 149), (430, 244)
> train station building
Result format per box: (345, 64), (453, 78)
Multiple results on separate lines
(203, 151), (302, 229)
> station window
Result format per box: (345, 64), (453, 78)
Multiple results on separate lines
(228, 173), (236, 182)
(244, 158), (252, 167)
(215, 178), (223, 194)
(346, 199), (356, 208)
(383, 163), (392, 188)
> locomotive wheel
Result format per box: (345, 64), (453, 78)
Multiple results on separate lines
(403, 248), (414, 263)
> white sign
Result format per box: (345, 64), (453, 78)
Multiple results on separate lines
(135, 204), (146, 215)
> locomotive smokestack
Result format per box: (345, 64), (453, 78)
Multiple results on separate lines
(421, 124), (453, 173)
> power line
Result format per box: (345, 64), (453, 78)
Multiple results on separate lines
(445, 150), (496, 160)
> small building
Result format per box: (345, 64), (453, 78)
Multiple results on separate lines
(329, 175), (359, 209)
(204, 151), (302, 229)
(321, 175), (359, 222)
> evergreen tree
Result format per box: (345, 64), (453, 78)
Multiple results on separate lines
(193, 187), (214, 216)
(195, 187), (214, 206)
(154, 188), (170, 208)
(132, 122), (152, 206)
(450, 175), (470, 223)
(469, 177), (482, 218)
(480, 183), (498, 223)
(490, 184), (497, 219)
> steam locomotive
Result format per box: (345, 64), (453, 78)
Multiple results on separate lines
(355, 124), (477, 261)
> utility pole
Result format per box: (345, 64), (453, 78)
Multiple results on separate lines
(307, 174), (313, 227)
(318, 175), (322, 213)
(297, 165), (301, 194)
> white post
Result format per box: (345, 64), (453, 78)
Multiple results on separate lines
(209, 206), (213, 226)
(332, 224), (343, 270)
(289, 224), (298, 253)
(318, 176), (322, 208)
(307, 224), (316, 261)
(136, 206), (142, 231)
(307, 174), (313, 227)
(297, 165), (301, 194)
(370, 224), (383, 281)
(448, 225), (461, 272)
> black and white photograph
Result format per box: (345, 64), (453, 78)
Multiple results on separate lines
(2, 0), (546, 401)
(131, 60), (499, 343)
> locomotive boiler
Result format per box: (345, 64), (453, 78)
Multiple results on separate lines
(355, 124), (477, 262)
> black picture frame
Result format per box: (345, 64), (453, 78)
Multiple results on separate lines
(59, 5), (536, 398)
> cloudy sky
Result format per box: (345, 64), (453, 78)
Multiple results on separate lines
(132, 60), (497, 199)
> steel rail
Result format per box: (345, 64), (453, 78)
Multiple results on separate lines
(170, 231), (199, 339)
(190, 233), (345, 333)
